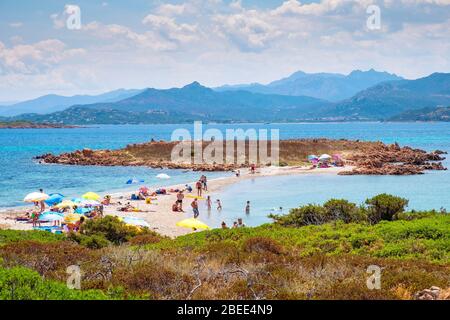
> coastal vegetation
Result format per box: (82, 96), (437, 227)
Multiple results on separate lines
(36, 139), (446, 175)
(0, 121), (73, 129)
(0, 194), (448, 300)
(390, 106), (450, 122)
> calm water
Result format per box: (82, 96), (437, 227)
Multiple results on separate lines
(0, 123), (449, 228)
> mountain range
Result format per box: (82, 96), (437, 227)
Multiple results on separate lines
(13, 82), (328, 124)
(2, 70), (450, 124)
(0, 89), (144, 117)
(325, 73), (450, 119)
(216, 69), (403, 101)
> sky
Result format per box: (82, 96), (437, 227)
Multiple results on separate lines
(0, 0), (449, 101)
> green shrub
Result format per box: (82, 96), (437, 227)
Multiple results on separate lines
(80, 234), (110, 249)
(67, 232), (110, 249)
(365, 194), (409, 224)
(323, 199), (367, 223)
(0, 266), (109, 300)
(0, 230), (64, 245)
(270, 204), (327, 227)
(80, 216), (146, 245)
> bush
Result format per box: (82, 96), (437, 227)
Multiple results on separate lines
(243, 237), (283, 255)
(80, 216), (146, 245)
(270, 204), (327, 227)
(80, 234), (110, 249)
(323, 199), (367, 223)
(365, 194), (409, 224)
(0, 230), (64, 245)
(67, 232), (110, 249)
(0, 267), (110, 300)
(129, 234), (164, 246)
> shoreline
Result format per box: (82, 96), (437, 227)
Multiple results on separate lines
(0, 165), (350, 237)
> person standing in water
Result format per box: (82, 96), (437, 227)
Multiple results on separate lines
(206, 196), (212, 210)
(216, 199), (222, 211)
(191, 199), (200, 218)
(245, 201), (250, 214)
(196, 180), (203, 197)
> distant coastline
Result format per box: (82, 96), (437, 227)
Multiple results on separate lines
(0, 121), (78, 129)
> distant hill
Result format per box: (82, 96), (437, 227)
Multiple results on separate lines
(12, 82), (330, 124)
(389, 106), (450, 122)
(322, 73), (450, 119)
(0, 89), (144, 116)
(216, 69), (403, 101)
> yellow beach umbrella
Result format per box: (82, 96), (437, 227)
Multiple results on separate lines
(55, 200), (75, 209)
(82, 192), (101, 201)
(176, 218), (210, 230)
(64, 213), (80, 224)
(24, 192), (49, 202)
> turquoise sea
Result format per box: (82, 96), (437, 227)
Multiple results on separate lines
(1, 123), (449, 227)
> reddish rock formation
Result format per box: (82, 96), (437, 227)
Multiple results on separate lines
(35, 139), (447, 175)
(339, 142), (446, 175)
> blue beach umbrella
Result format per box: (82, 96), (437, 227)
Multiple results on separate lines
(126, 178), (145, 185)
(45, 193), (65, 206)
(38, 212), (64, 222)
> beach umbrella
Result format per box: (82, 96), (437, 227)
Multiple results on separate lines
(55, 200), (75, 209)
(318, 154), (332, 161)
(45, 193), (65, 206)
(156, 173), (170, 179)
(24, 192), (49, 203)
(307, 155), (319, 161)
(126, 178), (145, 185)
(123, 217), (150, 228)
(82, 192), (101, 201)
(176, 218), (210, 230)
(64, 213), (80, 224)
(38, 212), (64, 222)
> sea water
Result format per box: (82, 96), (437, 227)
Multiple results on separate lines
(0, 122), (449, 228)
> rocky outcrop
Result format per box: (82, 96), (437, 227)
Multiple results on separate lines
(36, 139), (447, 175)
(414, 286), (450, 300)
(339, 142), (446, 175)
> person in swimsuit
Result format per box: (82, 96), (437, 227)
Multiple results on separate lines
(176, 191), (185, 211)
(191, 199), (200, 218)
(196, 180), (203, 197)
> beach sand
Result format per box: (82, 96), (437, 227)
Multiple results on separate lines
(0, 165), (351, 237)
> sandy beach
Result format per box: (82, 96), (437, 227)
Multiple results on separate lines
(0, 165), (351, 237)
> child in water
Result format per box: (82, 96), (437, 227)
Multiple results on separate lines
(216, 199), (222, 211)
(206, 196), (212, 210)
(245, 201), (250, 214)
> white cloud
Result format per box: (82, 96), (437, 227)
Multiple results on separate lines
(9, 22), (23, 28)
(142, 14), (199, 43)
(0, 39), (85, 74)
(2, 0), (450, 100)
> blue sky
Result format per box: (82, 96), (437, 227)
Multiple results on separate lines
(0, 0), (449, 101)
